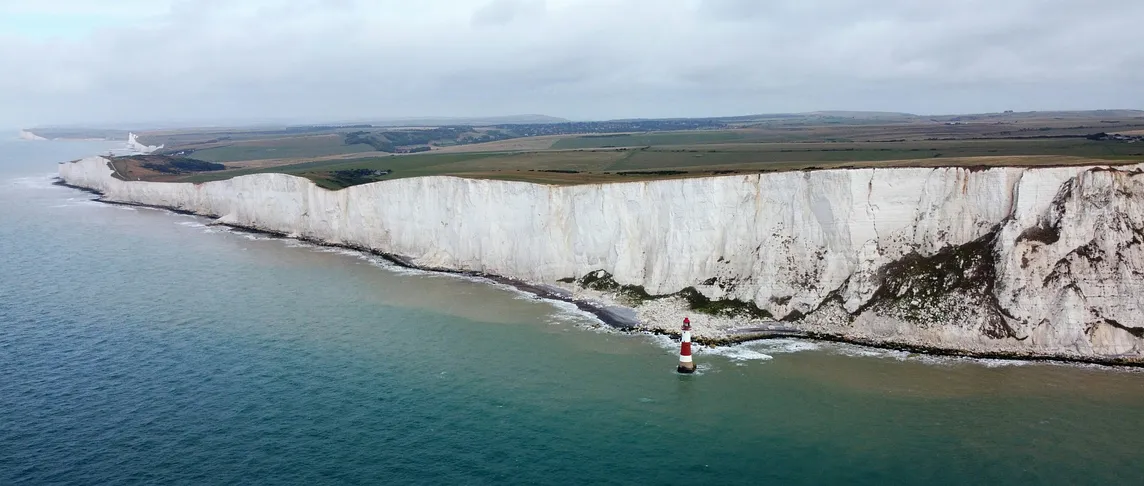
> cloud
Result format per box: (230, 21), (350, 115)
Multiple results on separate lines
(3, 0), (1143, 127)
(471, 0), (546, 26)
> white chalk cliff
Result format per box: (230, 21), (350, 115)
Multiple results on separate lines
(59, 156), (1144, 363)
(18, 130), (48, 141)
(125, 133), (162, 154)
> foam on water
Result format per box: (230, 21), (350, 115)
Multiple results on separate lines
(828, 343), (907, 360)
(688, 362), (715, 375)
(9, 173), (61, 190)
(979, 359), (1032, 368)
(113, 219), (584, 327)
(823, 341), (1063, 368)
(235, 232), (276, 241)
(47, 199), (103, 208)
(701, 345), (774, 362)
(644, 336), (803, 364)
(185, 223), (611, 329)
(748, 338), (821, 354)
(642, 333), (679, 354)
(639, 331), (1087, 370)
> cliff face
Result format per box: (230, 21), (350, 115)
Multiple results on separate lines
(18, 130), (48, 141)
(59, 156), (1144, 362)
(125, 133), (162, 153)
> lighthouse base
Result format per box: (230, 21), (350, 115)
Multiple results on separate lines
(676, 363), (696, 374)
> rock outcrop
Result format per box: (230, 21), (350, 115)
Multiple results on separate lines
(58, 156), (1144, 363)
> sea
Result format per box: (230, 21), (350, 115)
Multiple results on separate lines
(1, 139), (1142, 485)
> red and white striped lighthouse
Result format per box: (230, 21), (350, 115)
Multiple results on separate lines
(677, 317), (696, 374)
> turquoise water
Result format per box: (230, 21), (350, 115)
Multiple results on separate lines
(2, 140), (1142, 485)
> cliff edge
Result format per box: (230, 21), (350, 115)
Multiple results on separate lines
(59, 156), (1144, 363)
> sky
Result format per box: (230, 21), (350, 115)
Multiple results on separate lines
(3, 0), (1143, 128)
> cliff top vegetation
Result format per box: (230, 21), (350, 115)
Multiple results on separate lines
(78, 110), (1144, 189)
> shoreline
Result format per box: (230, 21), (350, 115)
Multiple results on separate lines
(52, 178), (642, 331)
(52, 177), (1143, 369)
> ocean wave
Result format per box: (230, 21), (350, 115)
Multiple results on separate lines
(642, 333), (679, 353)
(437, 272), (608, 328)
(204, 230), (608, 328)
(978, 359), (1032, 368)
(824, 342), (1045, 368)
(749, 338), (821, 354)
(234, 232), (276, 241)
(828, 343), (906, 360)
(701, 345), (774, 362)
(539, 299), (609, 329)
(49, 197), (101, 208)
(8, 173), (61, 190)
(642, 334), (777, 365)
(636, 332), (1051, 369)
(691, 362), (715, 375)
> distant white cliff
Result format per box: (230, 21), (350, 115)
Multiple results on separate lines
(18, 130), (47, 141)
(58, 156), (1144, 363)
(125, 133), (162, 154)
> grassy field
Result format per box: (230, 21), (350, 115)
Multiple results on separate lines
(125, 111), (1144, 189)
(176, 138), (1144, 189)
(550, 131), (754, 149)
(607, 139), (1144, 171)
(180, 151), (631, 188)
(184, 135), (376, 162)
(550, 121), (1144, 149)
(137, 126), (356, 148)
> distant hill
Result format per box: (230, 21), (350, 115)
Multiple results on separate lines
(703, 110), (1144, 126)
(709, 111), (918, 124)
(927, 110), (1144, 122)
(365, 115), (569, 127)
(809, 110), (918, 119)
(25, 110), (1144, 139)
(24, 115), (570, 139)
(21, 127), (132, 141)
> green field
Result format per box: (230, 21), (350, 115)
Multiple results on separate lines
(185, 135), (376, 162)
(131, 110), (1144, 189)
(608, 139), (1144, 170)
(551, 123), (1144, 149)
(181, 151), (631, 188)
(550, 131), (754, 149)
(173, 136), (1144, 189)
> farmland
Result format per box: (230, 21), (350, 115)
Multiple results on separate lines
(177, 134), (378, 162)
(100, 110), (1144, 189)
(173, 138), (1144, 190)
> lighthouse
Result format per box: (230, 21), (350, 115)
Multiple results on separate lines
(677, 317), (696, 374)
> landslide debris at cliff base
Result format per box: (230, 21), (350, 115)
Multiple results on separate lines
(577, 270), (773, 320)
(856, 230), (1021, 340)
(564, 226), (1144, 365)
(567, 232), (1014, 340)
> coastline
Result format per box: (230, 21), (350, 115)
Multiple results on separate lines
(52, 178), (642, 330)
(52, 177), (1144, 369)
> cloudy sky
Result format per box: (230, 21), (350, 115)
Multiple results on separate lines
(4, 0), (1143, 127)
